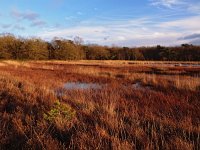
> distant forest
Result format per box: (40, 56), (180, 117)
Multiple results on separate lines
(0, 34), (200, 61)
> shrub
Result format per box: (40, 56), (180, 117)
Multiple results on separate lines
(44, 101), (76, 130)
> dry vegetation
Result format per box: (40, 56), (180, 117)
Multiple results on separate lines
(0, 60), (199, 150)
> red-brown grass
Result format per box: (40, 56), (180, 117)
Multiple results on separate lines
(0, 60), (199, 149)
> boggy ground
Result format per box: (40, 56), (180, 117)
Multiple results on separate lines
(0, 60), (199, 150)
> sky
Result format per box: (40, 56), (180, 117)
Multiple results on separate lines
(0, 0), (200, 47)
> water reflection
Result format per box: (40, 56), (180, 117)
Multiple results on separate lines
(63, 82), (151, 91)
(132, 82), (152, 90)
(64, 82), (102, 90)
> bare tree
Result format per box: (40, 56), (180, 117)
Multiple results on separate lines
(74, 36), (83, 45)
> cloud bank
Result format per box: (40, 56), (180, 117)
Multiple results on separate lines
(37, 14), (200, 46)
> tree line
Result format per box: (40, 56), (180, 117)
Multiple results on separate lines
(0, 34), (200, 61)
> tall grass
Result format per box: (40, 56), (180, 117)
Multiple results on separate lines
(0, 61), (199, 149)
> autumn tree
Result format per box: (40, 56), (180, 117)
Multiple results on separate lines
(51, 39), (84, 60)
(24, 38), (49, 60)
(84, 45), (110, 60)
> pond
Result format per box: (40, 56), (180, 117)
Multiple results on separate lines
(64, 82), (102, 90)
(63, 81), (151, 91)
(174, 64), (200, 67)
(132, 82), (151, 90)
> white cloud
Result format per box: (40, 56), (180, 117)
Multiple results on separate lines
(36, 14), (200, 46)
(158, 16), (200, 32)
(77, 11), (83, 15)
(1, 24), (12, 29)
(150, 0), (182, 8)
(187, 3), (200, 14)
(31, 20), (46, 27)
(117, 36), (126, 41)
(38, 26), (106, 42)
(13, 25), (25, 31)
(65, 16), (76, 20)
(150, 0), (200, 15)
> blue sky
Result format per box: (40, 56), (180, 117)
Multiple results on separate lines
(0, 0), (200, 46)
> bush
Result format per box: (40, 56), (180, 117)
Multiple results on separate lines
(44, 101), (76, 129)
